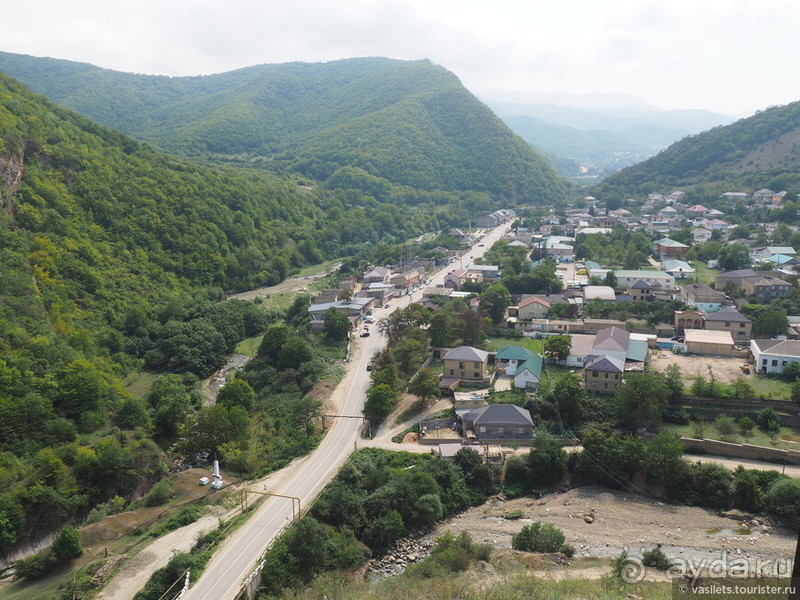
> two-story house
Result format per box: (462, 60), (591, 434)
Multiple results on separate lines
(702, 308), (752, 342)
(443, 346), (489, 382)
(681, 283), (726, 312)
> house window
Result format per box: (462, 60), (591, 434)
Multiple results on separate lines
(591, 381), (598, 388)
(450, 369), (455, 376)
(725, 322), (730, 327)
(459, 362), (465, 369)
(782, 361), (787, 366)
(772, 360), (778, 367)
(473, 362), (481, 368)
(605, 373), (609, 379)
(593, 371), (598, 377)
(473, 372), (480, 378)
(517, 428), (525, 435)
(479, 426), (486, 433)
(762, 359), (767, 366)
(739, 323), (745, 327)
(604, 382), (609, 388)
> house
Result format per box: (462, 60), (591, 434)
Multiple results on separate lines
(443, 346), (489, 382)
(583, 319), (627, 333)
(687, 204), (710, 215)
(467, 265), (501, 280)
(363, 266), (390, 283)
(588, 326), (631, 363)
(583, 286), (616, 301)
(514, 296), (551, 320)
(751, 339), (800, 375)
(462, 404), (534, 443)
(444, 269), (469, 289)
(390, 270), (420, 291)
(307, 297), (374, 331)
(758, 246), (796, 259)
(702, 308), (752, 342)
(684, 329), (735, 356)
(693, 229), (713, 244)
(357, 282), (396, 303)
(681, 283), (726, 312)
(626, 279), (653, 301)
(614, 270), (676, 288)
(675, 310), (704, 332)
(740, 275), (792, 301)
(662, 259), (695, 280)
(715, 269), (761, 292)
(584, 355), (625, 394)
(565, 334), (596, 367)
(495, 346), (544, 390)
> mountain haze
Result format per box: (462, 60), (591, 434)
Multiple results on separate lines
(594, 100), (800, 199)
(485, 92), (735, 178)
(0, 53), (567, 202)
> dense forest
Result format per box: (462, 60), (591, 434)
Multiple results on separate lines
(594, 100), (800, 201)
(0, 70), (515, 555)
(0, 53), (568, 203)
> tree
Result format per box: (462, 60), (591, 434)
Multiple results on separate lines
(180, 404), (250, 456)
(277, 336), (313, 370)
(479, 282), (512, 324)
(764, 478), (800, 528)
(615, 373), (670, 430)
(548, 373), (584, 429)
(714, 414), (738, 440)
(511, 522), (565, 552)
(255, 323), (290, 366)
(322, 308), (350, 342)
(642, 433), (685, 483)
(392, 338), (425, 376)
(363, 384), (397, 422)
(662, 364), (684, 402)
(543, 335), (571, 363)
(731, 378), (755, 400)
(717, 244), (751, 271)
(428, 311), (458, 347)
(217, 378), (255, 411)
(782, 361), (800, 382)
(752, 309), (788, 337)
(737, 416), (756, 437)
(527, 435), (568, 487)
(52, 525), (82, 561)
(408, 369), (441, 407)
(604, 270), (618, 289)
(459, 309), (490, 347)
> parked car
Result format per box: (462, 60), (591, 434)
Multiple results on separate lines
(364, 316), (375, 323)
(383, 304), (390, 309)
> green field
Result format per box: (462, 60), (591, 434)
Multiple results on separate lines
(690, 260), (721, 286)
(235, 335), (264, 357)
(484, 336), (544, 354)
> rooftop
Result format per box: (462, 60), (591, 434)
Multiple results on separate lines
(466, 404), (533, 427)
(584, 355), (625, 373)
(752, 339), (800, 358)
(444, 346), (489, 362)
(702, 309), (752, 324)
(684, 329), (734, 345)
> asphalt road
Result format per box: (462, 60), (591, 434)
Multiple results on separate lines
(182, 222), (513, 600)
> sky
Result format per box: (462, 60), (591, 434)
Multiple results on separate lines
(1, 0), (798, 117)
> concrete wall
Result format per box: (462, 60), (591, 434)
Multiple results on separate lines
(681, 437), (800, 465)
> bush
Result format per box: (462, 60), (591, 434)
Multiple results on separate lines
(764, 478), (800, 528)
(15, 549), (56, 580)
(713, 414), (738, 440)
(756, 407), (780, 432)
(641, 547), (670, 570)
(410, 531), (492, 578)
(150, 505), (202, 537)
(52, 525), (82, 561)
(511, 522), (565, 553)
(144, 479), (174, 507)
(560, 543), (575, 558)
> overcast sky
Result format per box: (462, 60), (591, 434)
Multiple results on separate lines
(1, 0), (797, 117)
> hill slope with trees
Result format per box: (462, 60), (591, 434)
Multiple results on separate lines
(594, 100), (800, 200)
(0, 71), (481, 555)
(0, 53), (567, 203)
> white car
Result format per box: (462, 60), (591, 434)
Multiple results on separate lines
(364, 316), (375, 323)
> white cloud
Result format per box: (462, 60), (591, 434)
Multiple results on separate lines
(1, 0), (798, 115)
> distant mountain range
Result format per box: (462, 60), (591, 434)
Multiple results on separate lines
(0, 52), (567, 203)
(593, 99), (800, 200)
(483, 91), (736, 180)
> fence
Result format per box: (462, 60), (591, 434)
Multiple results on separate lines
(680, 437), (800, 466)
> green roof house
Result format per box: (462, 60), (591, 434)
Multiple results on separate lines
(495, 345), (543, 391)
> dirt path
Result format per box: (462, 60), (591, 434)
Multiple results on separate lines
(430, 484), (796, 574)
(372, 396), (453, 442)
(226, 263), (340, 302)
(97, 511), (224, 600)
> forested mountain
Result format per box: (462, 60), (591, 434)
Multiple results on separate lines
(0, 71), (488, 553)
(0, 53), (567, 203)
(593, 100), (800, 200)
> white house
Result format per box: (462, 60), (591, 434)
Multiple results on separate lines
(751, 339), (800, 375)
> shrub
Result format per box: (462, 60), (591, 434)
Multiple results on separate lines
(756, 407), (780, 432)
(764, 478), (800, 528)
(560, 543), (575, 558)
(737, 417), (755, 437)
(641, 547), (670, 570)
(150, 505), (201, 537)
(15, 549), (56, 580)
(713, 414), (738, 440)
(410, 531), (492, 577)
(511, 522), (565, 553)
(52, 525), (82, 561)
(144, 479), (174, 507)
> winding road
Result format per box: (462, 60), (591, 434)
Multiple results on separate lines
(182, 222), (513, 600)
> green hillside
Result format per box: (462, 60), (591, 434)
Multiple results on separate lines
(594, 100), (800, 200)
(0, 53), (567, 202)
(0, 71), (465, 553)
